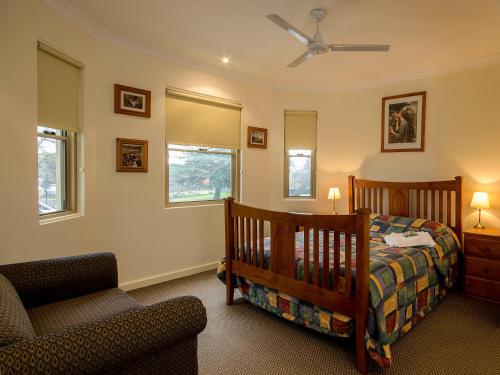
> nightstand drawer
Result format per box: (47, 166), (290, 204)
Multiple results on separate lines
(465, 257), (500, 281)
(464, 236), (500, 260)
(464, 276), (500, 302)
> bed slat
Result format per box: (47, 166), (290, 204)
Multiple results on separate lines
(345, 232), (352, 296)
(304, 226), (310, 284)
(323, 230), (329, 289)
(259, 220), (264, 267)
(252, 218), (258, 265)
(333, 231), (340, 292)
(313, 228), (320, 286)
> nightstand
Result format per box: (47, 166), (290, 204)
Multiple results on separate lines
(463, 228), (500, 303)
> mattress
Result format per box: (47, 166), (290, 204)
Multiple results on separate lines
(217, 214), (460, 368)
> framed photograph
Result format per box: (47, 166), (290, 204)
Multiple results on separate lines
(116, 138), (148, 172)
(247, 126), (268, 149)
(114, 84), (151, 118)
(381, 91), (426, 152)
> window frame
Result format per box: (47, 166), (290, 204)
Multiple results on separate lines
(284, 149), (316, 199)
(37, 127), (77, 218)
(166, 144), (240, 207)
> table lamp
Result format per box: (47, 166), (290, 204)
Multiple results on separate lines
(328, 187), (341, 215)
(470, 192), (489, 229)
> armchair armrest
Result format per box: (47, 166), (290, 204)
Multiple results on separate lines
(0, 296), (207, 375)
(0, 252), (118, 308)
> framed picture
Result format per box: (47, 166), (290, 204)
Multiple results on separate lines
(381, 91), (426, 152)
(114, 84), (151, 118)
(247, 126), (268, 149)
(116, 138), (148, 172)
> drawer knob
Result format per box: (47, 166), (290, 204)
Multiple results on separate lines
(480, 266), (490, 273)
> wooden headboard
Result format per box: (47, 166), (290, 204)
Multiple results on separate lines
(348, 176), (463, 239)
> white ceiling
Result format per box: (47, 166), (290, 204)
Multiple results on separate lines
(57, 0), (500, 90)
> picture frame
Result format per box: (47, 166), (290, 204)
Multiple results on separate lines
(114, 84), (151, 118)
(116, 138), (148, 172)
(247, 126), (268, 149)
(381, 91), (426, 152)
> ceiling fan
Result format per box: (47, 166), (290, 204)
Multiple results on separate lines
(267, 9), (390, 68)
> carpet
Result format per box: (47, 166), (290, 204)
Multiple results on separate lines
(129, 271), (500, 374)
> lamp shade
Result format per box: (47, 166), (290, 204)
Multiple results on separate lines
(471, 192), (490, 209)
(328, 187), (341, 200)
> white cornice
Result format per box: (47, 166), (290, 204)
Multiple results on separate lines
(42, 0), (500, 94)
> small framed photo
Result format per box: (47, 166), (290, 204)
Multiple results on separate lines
(114, 84), (151, 118)
(247, 126), (268, 149)
(381, 91), (426, 152)
(116, 138), (148, 172)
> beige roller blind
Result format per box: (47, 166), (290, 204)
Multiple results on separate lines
(37, 43), (81, 132)
(165, 88), (241, 149)
(284, 110), (317, 150)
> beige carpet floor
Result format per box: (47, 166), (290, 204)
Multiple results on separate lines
(129, 271), (500, 375)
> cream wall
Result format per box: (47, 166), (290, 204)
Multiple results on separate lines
(0, 0), (272, 289)
(1, 0), (500, 289)
(93, 41), (272, 288)
(269, 65), (500, 230)
(0, 0), (99, 262)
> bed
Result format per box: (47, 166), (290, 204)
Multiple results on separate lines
(218, 176), (463, 373)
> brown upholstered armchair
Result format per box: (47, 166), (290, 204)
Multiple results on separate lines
(0, 253), (207, 374)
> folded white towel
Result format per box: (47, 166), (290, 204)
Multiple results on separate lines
(384, 231), (435, 248)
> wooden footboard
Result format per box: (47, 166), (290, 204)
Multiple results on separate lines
(224, 198), (371, 373)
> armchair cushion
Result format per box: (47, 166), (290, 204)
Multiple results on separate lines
(28, 288), (140, 336)
(0, 274), (35, 346)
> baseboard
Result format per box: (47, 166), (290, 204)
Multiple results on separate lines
(120, 261), (219, 291)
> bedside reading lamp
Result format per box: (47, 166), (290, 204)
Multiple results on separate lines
(471, 192), (489, 229)
(328, 187), (341, 215)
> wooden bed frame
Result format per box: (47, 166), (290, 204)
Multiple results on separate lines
(224, 176), (463, 374)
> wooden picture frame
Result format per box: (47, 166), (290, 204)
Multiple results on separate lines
(114, 84), (151, 118)
(381, 91), (426, 152)
(116, 138), (148, 172)
(247, 126), (268, 149)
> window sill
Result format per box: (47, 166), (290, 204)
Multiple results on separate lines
(165, 202), (224, 210)
(283, 197), (317, 201)
(39, 212), (83, 225)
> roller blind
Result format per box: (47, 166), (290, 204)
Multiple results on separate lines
(37, 43), (81, 132)
(284, 110), (317, 150)
(165, 88), (242, 149)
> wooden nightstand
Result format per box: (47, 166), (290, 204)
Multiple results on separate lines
(463, 228), (500, 303)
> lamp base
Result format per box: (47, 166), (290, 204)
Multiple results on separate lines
(474, 223), (485, 229)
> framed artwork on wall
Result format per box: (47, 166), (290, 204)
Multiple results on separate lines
(114, 84), (151, 118)
(381, 91), (426, 152)
(247, 126), (268, 149)
(116, 138), (148, 172)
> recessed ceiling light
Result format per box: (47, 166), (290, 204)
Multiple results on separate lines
(221, 57), (230, 64)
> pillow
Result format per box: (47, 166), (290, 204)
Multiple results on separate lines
(0, 273), (36, 346)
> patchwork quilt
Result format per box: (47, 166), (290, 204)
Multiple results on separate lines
(217, 215), (460, 368)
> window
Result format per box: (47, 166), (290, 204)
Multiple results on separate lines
(37, 42), (82, 217)
(284, 111), (317, 198)
(167, 145), (238, 204)
(37, 126), (75, 214)
(165, 88), (241, 206)
(286, 149), (314, 197)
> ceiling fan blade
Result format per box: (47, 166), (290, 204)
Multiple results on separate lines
(267, 14), (313, 44)
(329, 44), (390, 52)
(287, 52), (311, 68)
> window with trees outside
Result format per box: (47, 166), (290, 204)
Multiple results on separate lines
(284, 110), (317, 198)
(37, 41), (81, 218)
(286, 149), (314, 197)
(38, 126), (75, 215)
(167, 145), (238, 204)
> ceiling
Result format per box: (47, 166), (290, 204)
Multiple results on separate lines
(57, 0), (500, 90)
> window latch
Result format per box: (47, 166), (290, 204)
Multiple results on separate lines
(43, 130), (56, 136)
(199, 147), (208, 152)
